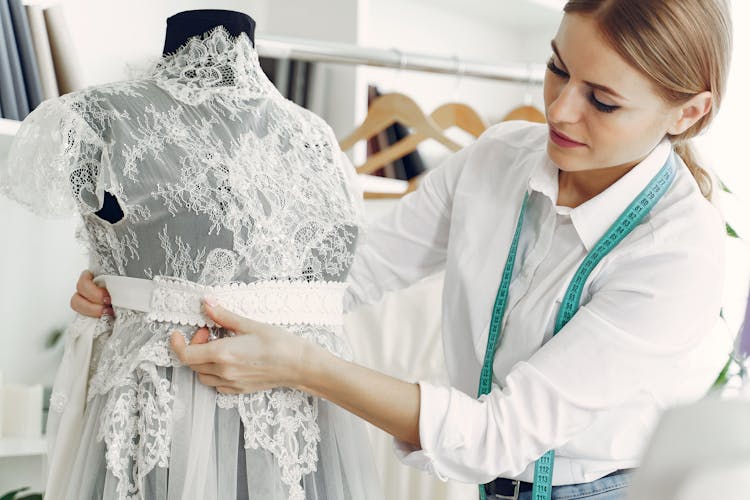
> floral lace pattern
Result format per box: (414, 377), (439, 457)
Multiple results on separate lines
(213, 323), (349, 500)
(3, 26), (364, 500)
(147, 276), (348, 327)
(85, 313), (348, 500)
(147, 26), (278, 111)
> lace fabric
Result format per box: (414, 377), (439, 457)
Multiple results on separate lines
(147, 25), (278, 108)
(147, 276), (350, 327)
(4, 27), (379, 500)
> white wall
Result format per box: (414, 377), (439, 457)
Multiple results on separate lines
(694, 0), (750, 340)
(262, 0), (361, 149)
(61, 0), (271, 86)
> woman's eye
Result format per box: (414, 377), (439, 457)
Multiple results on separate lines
(546, 56), (621, 114)
(546, 58), (569, 78)
(588, 93), (620, 113)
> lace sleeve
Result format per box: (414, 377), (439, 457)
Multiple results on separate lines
(330, 134), (367, 237)
(334, 146), (365, 224)
(0, 97), (107, 218)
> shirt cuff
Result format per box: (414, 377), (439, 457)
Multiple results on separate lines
(391, 381), (460, 482)
(392, 438), (449, 481)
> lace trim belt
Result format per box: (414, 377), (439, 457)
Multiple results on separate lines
(94, 275), (349, 327)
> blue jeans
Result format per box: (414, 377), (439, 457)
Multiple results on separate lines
(516, 470), (632, 500)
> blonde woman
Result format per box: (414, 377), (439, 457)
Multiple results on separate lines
(72, 1), (734, 498)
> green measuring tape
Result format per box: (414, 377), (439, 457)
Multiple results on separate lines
(478, 154), (676, 500)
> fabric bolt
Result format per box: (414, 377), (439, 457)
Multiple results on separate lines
(344, 121), (733, 486)
(0, 26), (381, 500)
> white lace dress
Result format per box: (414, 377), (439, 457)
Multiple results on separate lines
(0, 27), (382, 500)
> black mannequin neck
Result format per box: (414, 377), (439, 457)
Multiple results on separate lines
(162, 9), (256, 56)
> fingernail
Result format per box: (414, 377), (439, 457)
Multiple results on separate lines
(103, 296), (111, 305)
(103, 307), (114, 317)
(203, 295), (218, 308)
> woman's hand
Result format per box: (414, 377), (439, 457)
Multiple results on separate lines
(169, 297), (320, 394)
(70, 270), (113, 317)
(173, 297), (422, 447)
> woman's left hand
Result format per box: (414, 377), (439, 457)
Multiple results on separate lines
(169, 296), (315, 394)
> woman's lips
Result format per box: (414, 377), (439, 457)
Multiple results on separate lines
(549, 127), (586, 148)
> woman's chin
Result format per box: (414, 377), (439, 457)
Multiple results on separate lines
(546, 142), (587, 171)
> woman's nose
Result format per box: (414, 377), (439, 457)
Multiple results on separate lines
(547, 83), (585, 124)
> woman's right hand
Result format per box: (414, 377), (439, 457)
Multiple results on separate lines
(70, 270), (113, 318)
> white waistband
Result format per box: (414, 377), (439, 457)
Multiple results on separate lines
(94, 275), (348, 327)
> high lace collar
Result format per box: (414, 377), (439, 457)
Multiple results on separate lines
(146, 25), (279, 105)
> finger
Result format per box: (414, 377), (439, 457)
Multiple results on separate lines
(191, 362), (223, 376)
(217, 386), (241, 394)
(70, 293), (108, 318)
(170, 331), (188, 364)
(202, 297), (265, 334)
(77, 270), (110, 305)
(170, 331), (221, 365)
(197, 372), (229, 388)
(190, 328), (211, 345)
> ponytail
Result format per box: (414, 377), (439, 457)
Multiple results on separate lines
(673, 140), (713, 201)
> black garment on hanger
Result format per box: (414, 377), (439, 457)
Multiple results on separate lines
(95, 9), (257, 224)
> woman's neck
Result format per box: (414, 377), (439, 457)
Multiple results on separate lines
(162, 9), (256, 55)
(556, 162), (637, 208)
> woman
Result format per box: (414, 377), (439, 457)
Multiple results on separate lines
(72, 0), (734, 498)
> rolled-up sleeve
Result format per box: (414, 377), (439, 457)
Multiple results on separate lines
(395, 366), (596, 484)
(393, 226), (732, 484)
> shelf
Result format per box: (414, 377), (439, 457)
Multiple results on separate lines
(0, 436), (46, 458)
(0, 117), (20, 160)
(0, 117), (20, 136)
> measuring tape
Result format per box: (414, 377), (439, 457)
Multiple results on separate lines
(478, 154), (676, 500)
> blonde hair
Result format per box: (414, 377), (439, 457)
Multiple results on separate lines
(563, 0), (733, 199)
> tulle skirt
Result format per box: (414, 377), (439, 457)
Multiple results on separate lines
(46, 310), (383, 500)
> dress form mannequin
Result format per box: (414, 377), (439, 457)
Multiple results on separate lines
(8, 3), (379, 495)
(95, 9), (256, 223)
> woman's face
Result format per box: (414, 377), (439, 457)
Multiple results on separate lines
(543, 13), (681, 172)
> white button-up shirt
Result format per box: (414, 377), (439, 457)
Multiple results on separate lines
(344, 121), (734, 485)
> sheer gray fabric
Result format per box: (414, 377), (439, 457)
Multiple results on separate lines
(1, 26), (381, 500)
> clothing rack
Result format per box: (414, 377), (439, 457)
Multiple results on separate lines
(256, 35), (545, 84)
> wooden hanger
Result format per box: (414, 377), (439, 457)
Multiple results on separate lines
(502, 104), (546, 123)
(339, 93), (461, 176)
(388, 102), (486, 198)
(342, 99), (488, 199)
(431, 102), (487, 138)
(361, 101), (542, 199)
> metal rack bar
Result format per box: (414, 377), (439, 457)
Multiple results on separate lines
(256, 35), (545, 84)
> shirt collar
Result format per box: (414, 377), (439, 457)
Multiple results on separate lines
(528, 138), (672, 251)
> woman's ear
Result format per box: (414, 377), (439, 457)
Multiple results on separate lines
(667, 91), (712, 136)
